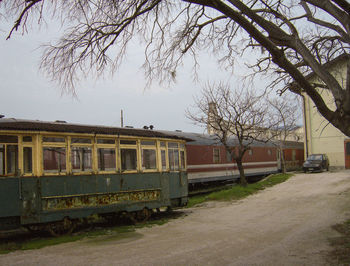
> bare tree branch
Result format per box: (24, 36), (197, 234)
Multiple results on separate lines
(187, 82), (282, 185)
(2, 0), (350, 136)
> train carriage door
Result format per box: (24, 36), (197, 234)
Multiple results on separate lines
(345, 141), (350, 169)
(0, 135), (21, 221)
(0, 135), (18, 176)
(0, 144), (4, 175)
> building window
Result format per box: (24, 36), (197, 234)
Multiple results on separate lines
(346, 142), (350, 155)
(248, 149), (253, 156)
(267, 149), (272, 156)
(213, 148), (220, 163)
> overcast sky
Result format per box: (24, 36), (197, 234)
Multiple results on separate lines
(0, 20), (265, 134)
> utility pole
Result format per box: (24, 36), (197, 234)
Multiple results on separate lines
(120, 109), (124, 127)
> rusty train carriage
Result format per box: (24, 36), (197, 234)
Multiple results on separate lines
(0, 118), (188, 234)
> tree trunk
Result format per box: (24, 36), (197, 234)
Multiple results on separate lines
(279, 145), (286, 174)
(236, 159), (247, 186)
(281, 149), (286, 174)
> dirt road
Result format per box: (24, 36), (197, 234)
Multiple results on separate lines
(2, 171), (350, 266)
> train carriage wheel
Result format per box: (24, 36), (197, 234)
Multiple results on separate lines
(25, 224), (45, 234)
(127, 208), (152, 224)
(136, 208), (151, 223)
(47, 217), (75, 237)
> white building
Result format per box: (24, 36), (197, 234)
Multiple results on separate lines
(302, 54), (350, 169)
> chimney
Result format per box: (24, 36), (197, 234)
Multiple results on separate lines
(207, 102), (217, 135)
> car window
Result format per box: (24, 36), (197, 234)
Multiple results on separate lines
(308, 154), (322, 160)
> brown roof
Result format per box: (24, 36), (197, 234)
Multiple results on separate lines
(0, 118), (188, 140)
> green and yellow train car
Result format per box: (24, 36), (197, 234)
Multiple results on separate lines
(0, 118), (188, 235)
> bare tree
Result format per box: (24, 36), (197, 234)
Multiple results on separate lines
(187, 83), (279, 186)
(2, 1), (350, 136)
(268, 94), (301, 173)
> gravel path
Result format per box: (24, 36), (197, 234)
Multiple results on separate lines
(1, 171), (350, 266)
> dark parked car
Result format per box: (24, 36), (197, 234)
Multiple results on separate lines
(303, 154), (329, 172)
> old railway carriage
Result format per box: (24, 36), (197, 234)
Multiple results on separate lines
(161, 131), (304, 185)
(0, 118), (188, 234)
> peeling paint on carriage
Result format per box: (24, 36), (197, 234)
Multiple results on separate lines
(0, 119), (188, 232)
(42, 190), (161, 211)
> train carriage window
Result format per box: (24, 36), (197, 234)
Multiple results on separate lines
(174, 150), (179, 170)
(168, 146), (179, 171)
(226, 150), (232, 162)
(0, 144), (19, 176)
(161, 150), (166, 170)
(43, 137), (65, 143)
(0, 135), (18, 143)
(23, 147), (33, 174)
(43, 147), (66, 173)
(141, 140), (156, 146)
(71, 147), (92, 172)
(98, 148), (116, 171)
(180, 150), (185, 170)
(120, 140), (136, 145)
(23, 136), (32, 142)
(0, 145), (3, 175)
(168, 142), (178, 148)
(72, 138), (91, 144)
(7, 145), (18, 175)
(213, 148), (220, 163)
(142, 149), (156, 170)
(121, 149), (137, 171)
(97, 139), (115, 144)
(141, 140), (157, 170)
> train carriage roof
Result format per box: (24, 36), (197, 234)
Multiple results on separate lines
(0, 118), (188, 141)
(159, 130), (304, 148)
